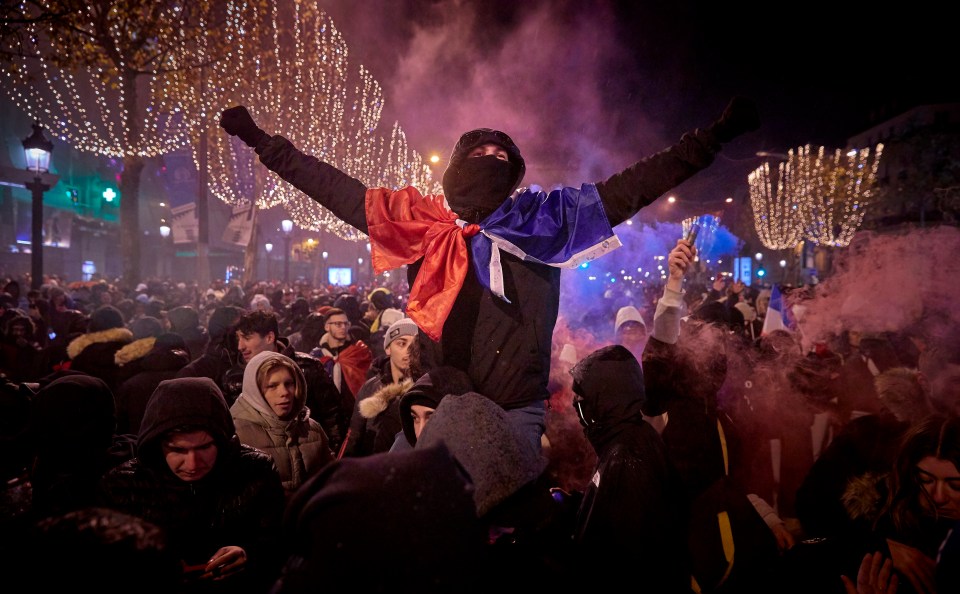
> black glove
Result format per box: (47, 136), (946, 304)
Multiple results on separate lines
(220, 106), (268, 148)
(707, 96), (760, 144)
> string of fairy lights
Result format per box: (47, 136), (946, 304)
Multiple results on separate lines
(4, 0), (439, 244)
(0, 1), (241, 158)
(748, 143), (883, 250)
(199, 0), (440, 241)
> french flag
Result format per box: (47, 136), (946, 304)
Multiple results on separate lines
(761, 284), (795, 335)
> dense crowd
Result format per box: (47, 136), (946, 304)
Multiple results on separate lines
(1, 93), (958, 593)
(1, 250), (957, 594)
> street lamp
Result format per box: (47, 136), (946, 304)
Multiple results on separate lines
(265, 242), (273, 280)
(159, 224), (171, 279)
(281, 219), (293, 284)
(22, 122), (53, 291)
(321, 250), (328, 286)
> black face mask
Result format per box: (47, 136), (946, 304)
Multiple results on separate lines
(445, 155), (517, 223)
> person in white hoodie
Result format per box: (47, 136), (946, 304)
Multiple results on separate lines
(231, 351), (334, 496)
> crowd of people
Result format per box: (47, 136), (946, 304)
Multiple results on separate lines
(1, 95), (958, 593)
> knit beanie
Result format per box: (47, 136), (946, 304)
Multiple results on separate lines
(416, 392), (546, 517)
(207, 305), (245, 341)
(166, 305), (199, 333)
(383, 317), (419, 351)
(88, 305), (125, 333)
(130, 316), (164, 340)
(398, 366), (473, 446)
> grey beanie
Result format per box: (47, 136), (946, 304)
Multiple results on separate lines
(383, 318), (419, 351)
(415, 392), (546, 517)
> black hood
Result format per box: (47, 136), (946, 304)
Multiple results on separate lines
(569, 345), (646, 450)
(137, 377), (235, 467)
(441, 128), (525, 223)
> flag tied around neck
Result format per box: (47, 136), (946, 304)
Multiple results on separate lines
(365, 184), (620, 340)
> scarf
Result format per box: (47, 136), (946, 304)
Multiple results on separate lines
(365, 184), (619, 341)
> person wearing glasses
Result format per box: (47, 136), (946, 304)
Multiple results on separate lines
(312, 308), (374, 456)
(220, 97), (759, 455)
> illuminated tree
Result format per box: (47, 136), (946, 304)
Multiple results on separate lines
(201, 0), (439, 283)
(1, 0), (260, 285)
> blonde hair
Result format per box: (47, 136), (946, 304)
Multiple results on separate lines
(256, 357), (306, 404)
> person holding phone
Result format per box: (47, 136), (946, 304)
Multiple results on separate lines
(99, 377), (285, 592)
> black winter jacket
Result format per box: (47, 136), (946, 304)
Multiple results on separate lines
(255, 128), (721, 409)
(98, 377), (285, 592)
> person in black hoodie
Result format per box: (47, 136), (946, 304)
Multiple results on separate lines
(569, 344), (691, 592)
(220, 96), (760, 454)
(28, 372), (136, 520)
(98, 377), (285, 593)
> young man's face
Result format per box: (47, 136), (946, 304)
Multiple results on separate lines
(162, 429), (218, 482)
(261, 366), (298, 419)
(410, 404), (436, 440)
(467, 143), (508, 161)
(387, 336), (414, 377)
(237, 330), (275, 362)
(325, 314), (350, 341)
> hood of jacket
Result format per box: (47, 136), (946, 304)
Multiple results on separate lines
(113, 336), (156, 367)
(569, 344), (647, 451)
(67, 327), (133, 360)
(237, 350), (308, 422)
(359, 378), (414, 420)
(842, 471), (887, 525)
(137, 377), (236, 469)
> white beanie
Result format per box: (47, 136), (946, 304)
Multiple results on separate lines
(384, 318), (419, 351)
(379, 308), (405, 329)
(615, 305), (646, 334)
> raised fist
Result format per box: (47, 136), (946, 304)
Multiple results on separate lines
(220, 106), (267, 148)
(708, 96), (760, 144)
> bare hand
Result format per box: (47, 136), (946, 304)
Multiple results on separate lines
(770, 522), (796, 552)
(887, 538), (935, 594)
(204, 546), (247, 581)
(668, 239), (695, 281)
(841, 551), (899, 594)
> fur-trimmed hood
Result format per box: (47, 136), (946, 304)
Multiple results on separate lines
(359, 378), (414, 420)
(67, 327), (134, 360)
(113, 337), (157, 367)
(842, 471), (887, 525)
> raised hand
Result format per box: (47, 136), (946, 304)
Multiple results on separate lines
(220, 106), (267, 148)
(708, 96), (760, 143)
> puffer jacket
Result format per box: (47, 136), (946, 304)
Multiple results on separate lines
(340, 356), (414, 458)
(255, 125), (722, 411)
(98, 377), (285, 590)
(231, 351), (334, 494)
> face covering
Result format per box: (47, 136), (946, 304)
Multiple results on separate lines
(444, 155), (517, 224)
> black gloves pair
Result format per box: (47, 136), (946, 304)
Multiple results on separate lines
(220, 106), (268, 148)
(708, 96), (760, 144)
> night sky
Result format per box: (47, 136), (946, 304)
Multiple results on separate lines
(317, 0), (955, 220)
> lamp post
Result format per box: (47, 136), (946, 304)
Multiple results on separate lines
(159, 224), (171, 278)
(281, 219), (293, 284)
(22, 123), (53, 291)
(264, 242), (273, 281)
(321, 251), (328, 287)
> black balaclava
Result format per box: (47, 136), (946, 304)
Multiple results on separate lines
(441, 128), (526, 224)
